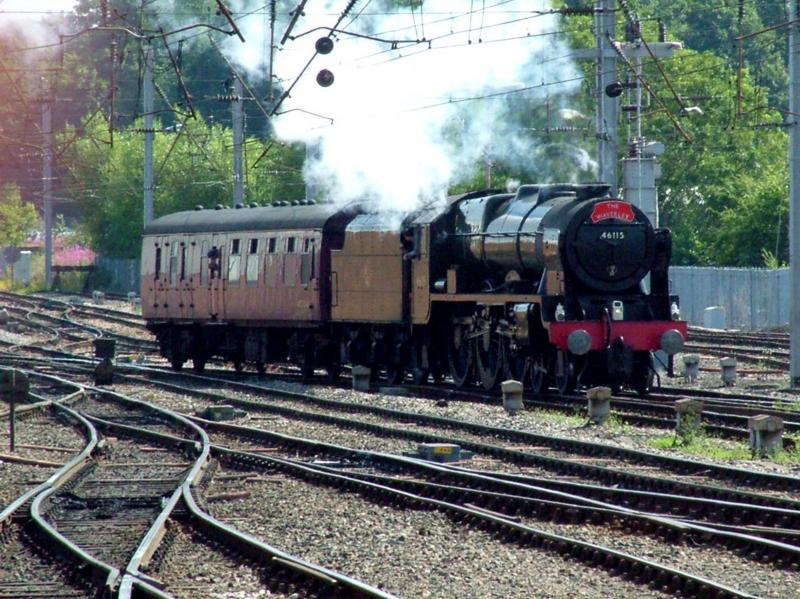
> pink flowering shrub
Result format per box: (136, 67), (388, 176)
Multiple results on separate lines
(53, 244), (96, 266)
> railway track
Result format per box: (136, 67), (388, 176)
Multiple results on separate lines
(0, 369), (402, 598)
(40, 367), (767, 598)
(0, 292), (157, 357)
(3, 291), (800, 595)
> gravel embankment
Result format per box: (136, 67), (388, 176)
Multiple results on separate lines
(153, 521), (289, 599)
(526, 520), (800, 598)
(0, 414), (87, 511)
(204, 469), (669, 599)
(0, 525), (92, 598)
(235, 377), (800, 477)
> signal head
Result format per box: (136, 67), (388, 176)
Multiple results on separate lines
(315, 37), (334, 55)
(316, 69), (335, 87)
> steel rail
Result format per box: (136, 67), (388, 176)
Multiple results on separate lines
(114, 366), (800, 493)
(194, 416), (800, 546)
(291, 455), (800, 562)
(19, 403), (124, 594)
(85, 412), (396, 599)
(210, 445), (756, 598)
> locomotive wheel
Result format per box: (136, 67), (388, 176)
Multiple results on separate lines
(554, 351), (576, 396)
(502, 340), (526, 382)
(447, 324), (473, 388)
(412, 368), (429, 385)
(476, 332), (502, 390)
(528, 353), (549, 395)
(632, 353), (654, 397)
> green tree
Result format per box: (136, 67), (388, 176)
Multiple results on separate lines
(0, 184), (39, 247)
(62, 114), (304, 258)
(642, 50), (788, 266)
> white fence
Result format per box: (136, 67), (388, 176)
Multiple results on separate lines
(670, 267), (789, 330)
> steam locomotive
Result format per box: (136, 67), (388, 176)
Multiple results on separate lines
(141, 182), (686, 395)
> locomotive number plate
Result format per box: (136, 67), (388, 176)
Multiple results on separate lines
(433, 446), (455, 454)
(599, 231), (625, 241)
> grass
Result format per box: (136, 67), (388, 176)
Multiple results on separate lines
(649, 431), (800, 464)
(524, 407), (586, 427)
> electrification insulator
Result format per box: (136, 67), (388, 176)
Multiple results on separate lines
(316, 69), (334, 87)
(315, 37), (334, 55)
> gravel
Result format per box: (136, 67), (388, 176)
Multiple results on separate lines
(153, 520), (289, 599)
(0, 413), (87, 511)
(0, 524), (93, 598)
(231, 376), (800, 478)
(525, 520), (800, 598)
(204, 468), (669, 599)
(113, 375), (800, 500)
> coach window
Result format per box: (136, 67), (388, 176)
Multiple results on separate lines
(246, 238), (260, 283)
(287, 237), (296, 253)
(154, 246), (162, 280)
(180, 244), (187, 282)
(169, 243), (179, 286)
(228, 239), (241, 283)
(199, 242), (208, 284)
(300, 237), (315, 284)
(268, 237), (277, 253)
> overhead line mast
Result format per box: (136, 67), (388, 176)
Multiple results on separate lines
(788, 0), (800, 385)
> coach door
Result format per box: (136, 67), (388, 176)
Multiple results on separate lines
(207, 235), (226, 319)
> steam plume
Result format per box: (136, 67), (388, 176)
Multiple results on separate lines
(222, 0), (582, 215)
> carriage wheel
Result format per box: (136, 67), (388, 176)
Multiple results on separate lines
(325, 361), (342, 382)
(410, 338), (430, 385)
(447, 324), (473, 388)
(476, 331), (502, 390)
(170, 353), (184, 372)
(192, 354), (206, 374)
(384, 341), (407, 385)
(255, 362), (266, 375)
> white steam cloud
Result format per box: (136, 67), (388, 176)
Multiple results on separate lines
(0, 0), (75, 45)
(219, 0), (584, 215)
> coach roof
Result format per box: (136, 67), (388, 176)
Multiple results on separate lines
(143, 203), (349, 235)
